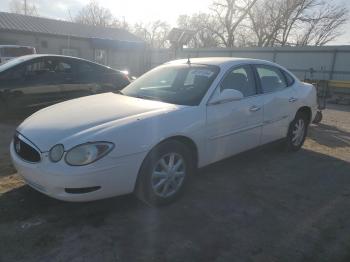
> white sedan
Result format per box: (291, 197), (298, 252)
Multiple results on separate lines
(10, 58), (318, 205)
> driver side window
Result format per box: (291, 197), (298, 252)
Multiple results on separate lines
(221, 65), (257, 97)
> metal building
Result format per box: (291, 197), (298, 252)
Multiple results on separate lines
(0, 12), (145, 74)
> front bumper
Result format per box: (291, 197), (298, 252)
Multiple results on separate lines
(10, 141), (147, 202)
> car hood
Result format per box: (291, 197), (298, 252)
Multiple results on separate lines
(17, 93), (177, 151)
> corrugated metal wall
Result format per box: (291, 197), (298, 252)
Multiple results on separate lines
(144, 46), (350, 81)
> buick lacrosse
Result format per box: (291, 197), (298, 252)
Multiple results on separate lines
(11, 58), (317, 205)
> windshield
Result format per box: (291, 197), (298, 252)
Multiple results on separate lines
(0, 56), (27, 72)
(122, 64), (220, 106)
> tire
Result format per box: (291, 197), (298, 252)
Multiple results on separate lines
(312, 111), (323, 124)
(0, 98), (8, 119)
(135, 140), (194, 206)
(285, 112), (309, 152)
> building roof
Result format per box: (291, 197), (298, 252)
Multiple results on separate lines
(0, 12), (143, 44)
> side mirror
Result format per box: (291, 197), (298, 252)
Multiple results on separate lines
(209, 89), (243, 105)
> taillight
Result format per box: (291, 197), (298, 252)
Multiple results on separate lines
(123, 74), (130, 82)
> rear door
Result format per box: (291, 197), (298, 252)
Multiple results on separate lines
(254, 64), (298, 144)
(206, 64), (264, 164)
(59, 60), (97, 101)
(60, 60), (131, 101)
(53, 58), (85, 101)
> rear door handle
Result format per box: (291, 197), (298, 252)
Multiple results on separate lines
(249, 105), (261, 112)
(289, 97), (298, 103)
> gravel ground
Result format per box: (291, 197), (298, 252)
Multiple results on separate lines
(0, 104), (349, 262)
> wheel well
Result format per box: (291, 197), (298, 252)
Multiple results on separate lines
(296, 106), (312, 123)
(134, 135), (199, 193)
(162, 136), (199, 168)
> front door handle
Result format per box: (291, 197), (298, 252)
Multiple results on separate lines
(249, 105), (261, 112)
(289, 97), (298, 103)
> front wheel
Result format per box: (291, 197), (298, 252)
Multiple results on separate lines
(285, 113), (309, 152)
(135, 140), (194, 206)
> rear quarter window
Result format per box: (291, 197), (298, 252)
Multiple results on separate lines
(281, 70), (295, 86)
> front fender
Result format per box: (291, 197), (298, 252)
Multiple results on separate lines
(107, 107), (206, 162)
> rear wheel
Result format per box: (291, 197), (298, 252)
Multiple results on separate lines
(285, 113), (309, 152)
(313, 111), (323, 124)
(135, 140), (194, 206)
(0, 98), (8, 119)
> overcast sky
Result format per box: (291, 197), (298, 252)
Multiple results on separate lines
(0, 0), (349, 45)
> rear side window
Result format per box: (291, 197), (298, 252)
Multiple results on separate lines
(78, 61), (95, 74)
(55, 60), (73, 73)
(256, 65), (288, 93)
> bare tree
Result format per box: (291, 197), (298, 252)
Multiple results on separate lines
(296, 3), (348, 46)
(177, 13), (220, 48)
(248, 0), (300, 47)
(75, 0), (114, 27)
(208, 0), (259, 47)
(133, 21), (171, 48)
(9, 0), (38, 16)
(248, 0), (348, 47)
(112, 17), (132, 31)
(74, 1), (134, 32)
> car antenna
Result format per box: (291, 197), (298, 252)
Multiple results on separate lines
(187, 55), (191, 65)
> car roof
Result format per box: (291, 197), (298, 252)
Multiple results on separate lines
(166, 57), (277, 67)
(2, 54), (119, 71)
(0, 45), (34, 48)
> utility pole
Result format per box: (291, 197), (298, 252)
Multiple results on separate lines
(24, 0), (27, 15)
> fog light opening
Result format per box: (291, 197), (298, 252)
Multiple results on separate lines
(65, 186), (101, 194)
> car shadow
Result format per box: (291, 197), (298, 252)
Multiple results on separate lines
(309, 123), (350, 148)
(1, 145), (350, 262)
(0, 184), (142, 228)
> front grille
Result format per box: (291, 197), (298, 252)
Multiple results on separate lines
(14, 134), (41, 163)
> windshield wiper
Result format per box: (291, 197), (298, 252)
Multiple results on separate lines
(114, 90), (124, 95)
(135, 95), (160, 101)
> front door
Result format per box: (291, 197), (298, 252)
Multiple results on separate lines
(1, 57), (63, 113)
(206, 65), (264, 164)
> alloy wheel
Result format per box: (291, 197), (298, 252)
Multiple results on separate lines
(292, 119), (305, 146)
(151, 153), (186, 198)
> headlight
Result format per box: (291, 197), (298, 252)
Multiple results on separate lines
(49, 144), (64, 163)
(65, 142), (114, 166)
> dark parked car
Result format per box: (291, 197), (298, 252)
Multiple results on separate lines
(0, 54), (130, 118)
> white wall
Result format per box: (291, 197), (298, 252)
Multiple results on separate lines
(2, 30), (349, 81)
